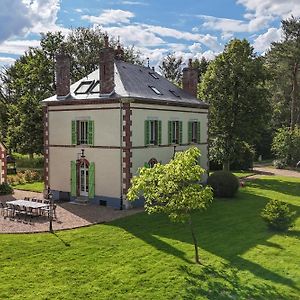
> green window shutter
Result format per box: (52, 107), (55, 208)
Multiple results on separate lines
(158, 120), (162, 145)
(88, 120), (94, 145)
(71, 120), (77, 145)
(88, 162), (95, 199)
(144, 120), (150, 145)
(188, 122), (193, 143)
(197, 122), (201, 143)
(179, 121), (183, 144)
(70, 161), (77, 197)
(168, 121), (172, 144)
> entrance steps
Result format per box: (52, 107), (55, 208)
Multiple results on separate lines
(70, 196), (89, 205)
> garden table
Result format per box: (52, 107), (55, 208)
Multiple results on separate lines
(6, 200), (48, 210)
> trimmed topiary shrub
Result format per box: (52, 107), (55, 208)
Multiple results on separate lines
(207, 171), (239, 198)
(261, 199), (296, 231)
(0, 183), (14, 195)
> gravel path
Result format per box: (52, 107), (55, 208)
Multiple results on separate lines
(253, 166), (300, 178)
(0, 190), (143, 234)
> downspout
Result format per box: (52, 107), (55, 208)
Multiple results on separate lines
(119, 100), (123, 210)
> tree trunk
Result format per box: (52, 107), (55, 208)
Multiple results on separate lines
(223, 161), (230, 171)
(290, 62), (299, 129)
(29, 153), (34, 160)
(188, 214), (201, 264)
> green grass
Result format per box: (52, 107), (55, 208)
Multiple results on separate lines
(12, 181), (44, 193)
(0, 176), (299, 299)
(232, 170), (255, 178)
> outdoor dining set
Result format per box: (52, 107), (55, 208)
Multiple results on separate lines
(0, 197), (57, 224)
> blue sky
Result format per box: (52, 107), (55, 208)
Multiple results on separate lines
(1, 0), (300, 68)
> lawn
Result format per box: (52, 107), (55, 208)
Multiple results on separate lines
(0, 176), (299, 299)
(12, 181), (44, 193)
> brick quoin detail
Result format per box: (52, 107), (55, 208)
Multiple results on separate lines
(43, 106), (49, 190)
(0, 143), (7, 184)
(122, 103), (132, 195)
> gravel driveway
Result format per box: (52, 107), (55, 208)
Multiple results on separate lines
(253, 166), (300, 178)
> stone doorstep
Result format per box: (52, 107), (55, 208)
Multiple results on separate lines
(70, 196), (89, 205)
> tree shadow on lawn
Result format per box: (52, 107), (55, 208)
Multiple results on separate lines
(248, 177), (300, 200)
(111, 189), (299, 296)
(180, 263), (297, 300)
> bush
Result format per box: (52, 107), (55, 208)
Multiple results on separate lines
(261, 199), (296, 231)
(7, 170), (43, 185)
(207, 171), (239, 198)
(0, 183), (14, 195)
(13, 153), (44, 169)
(273, 159), (287, 169)
(272, 126), (300, 166)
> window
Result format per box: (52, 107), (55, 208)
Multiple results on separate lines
(168, 121), (182, 144)
(77, 120), (88, 144)
(90, 81), (100, 93)
(74, 81), (94, 94)
(169, 90), (181, 98)
(72, 120), (94, 145)
(149, 72), (159, 79)
(144, 120), (162, 145)
(149, 85), (163, 95)
(188, 121), (201, 143)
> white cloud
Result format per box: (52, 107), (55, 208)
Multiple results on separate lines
(82, 9), (135, 25)
(0, 56), (16, 65)
(237, 0), (300, 19)
(253, 27), (282, 52)
(99, 24), (164, 46)
(0, 40), (40, 55)
(0, 0), (67, 43)
(0, 0), (32, 43)
(120, 1), (148, 5)
(189, 43), (202, 53)
(200, 14), (272, 34)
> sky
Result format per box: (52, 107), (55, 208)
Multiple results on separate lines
(0, 0), (300, 69)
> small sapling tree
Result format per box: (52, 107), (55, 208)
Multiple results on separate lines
(127, 147), (213, 264)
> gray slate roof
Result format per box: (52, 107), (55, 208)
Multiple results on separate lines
(43, 60), (208, 108)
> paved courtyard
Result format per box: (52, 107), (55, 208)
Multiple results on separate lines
(0, 190), (143, 233)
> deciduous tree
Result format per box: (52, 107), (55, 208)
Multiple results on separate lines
(127, 147), (213, 264)
(200, 39), (269, 170)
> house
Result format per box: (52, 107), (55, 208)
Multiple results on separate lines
(0, 142), (7, 184)
(42, 36), (209, 209)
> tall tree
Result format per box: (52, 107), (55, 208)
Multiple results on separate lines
(159, 53), (183, 84)
(5, 48), (53, 155)
(0, 28), (142, 155)
(200, 39), (269, 170)
(193, 56), (210, 83)
(127, 147), (213, 264)
(265, 16), (300, 129)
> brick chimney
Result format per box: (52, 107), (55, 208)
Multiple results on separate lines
(182, 58), (198, 98)
(99, 35), (115, 95)
(55, 51), (70, 98)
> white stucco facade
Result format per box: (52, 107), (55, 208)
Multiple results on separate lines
(46, 100), (208, 208)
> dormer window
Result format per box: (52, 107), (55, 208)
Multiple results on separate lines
(169, 90), (181, 98)
(90, 81), (100, 93)
(149, 72), (159, 79)
(74, 81), (94, 94)
(149, 86), (162, 95)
